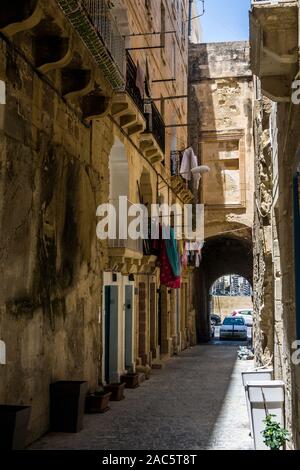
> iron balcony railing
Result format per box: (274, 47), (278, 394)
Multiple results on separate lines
(145, 101), (165, 154)
(126, 52), (145, 116)
(126, 52), (165, 154)
(170, 150), (193, 192)
(57, 0), (125, 90)
(82, 0), (125, 77)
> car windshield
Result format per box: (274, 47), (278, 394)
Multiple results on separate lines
(223, 317), (244, 326)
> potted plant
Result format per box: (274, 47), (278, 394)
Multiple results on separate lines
(0, 404), (31, 450)
(261, 414), (290, 450)
(85, 388), (112, 414)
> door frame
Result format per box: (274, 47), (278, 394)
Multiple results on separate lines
(102, 272), (135, 384)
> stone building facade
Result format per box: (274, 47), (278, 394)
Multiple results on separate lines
(188, 41), (255, 341)
(0, 0), (198, 444)
(250, 0), (300, 448)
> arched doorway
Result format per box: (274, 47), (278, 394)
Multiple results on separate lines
(194, 235), (253, 342)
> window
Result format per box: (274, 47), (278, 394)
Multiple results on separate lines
(201, 138), (241, 206)
(223, 318), (245, 326)
(240, 310), (252, 316)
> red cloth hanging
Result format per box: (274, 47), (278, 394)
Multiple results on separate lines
(153, 225), (181, 289)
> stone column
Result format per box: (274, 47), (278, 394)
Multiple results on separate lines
(160, 286), (171, 357)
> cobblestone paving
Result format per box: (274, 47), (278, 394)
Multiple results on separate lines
(30, 344), (254, 450)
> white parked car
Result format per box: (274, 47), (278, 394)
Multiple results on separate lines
(231, 308), (253, 326)
(220, 316), (248, 340)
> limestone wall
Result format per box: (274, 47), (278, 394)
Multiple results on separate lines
(253, 87), (300, 448)
(188, 42), (254, 342)
(0, 32), (115, 442)
(272, 101), (300, 448)
(0, 0), (197, 445)
(189, 42), (254, 240)
(252, 93), (274, 367)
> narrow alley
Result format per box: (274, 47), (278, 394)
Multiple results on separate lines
(30, 344), (253, 451)
(1, 0), (300, 458)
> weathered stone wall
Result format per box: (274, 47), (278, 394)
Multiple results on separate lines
(272, 101), (300, 448)
(188, 42), (254, 341)
(249, 1), (300, 447)
(253, 89), (300, 448)
(189, 42), (254, 237)
(0, 35), (113, 443)
(252, 93), (274, 367)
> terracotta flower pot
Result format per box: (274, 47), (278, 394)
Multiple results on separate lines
(0, 404), (31, 450)
(85, 392), (112, 413)
(50, 380), (88, 433)
(104, 382), (126, 401)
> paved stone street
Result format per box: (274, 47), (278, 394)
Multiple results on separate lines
(30, 344), (254, 450)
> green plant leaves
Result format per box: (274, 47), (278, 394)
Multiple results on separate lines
(261, 414), (290, 450)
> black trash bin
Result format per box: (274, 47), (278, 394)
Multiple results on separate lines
(0, 404), (31, 450)
(50, 381), (88, 433)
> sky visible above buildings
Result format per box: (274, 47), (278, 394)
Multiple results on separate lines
(198, 0), (251, 43)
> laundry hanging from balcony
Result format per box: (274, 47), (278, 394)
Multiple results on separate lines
(185, 241), (204, 268)
(180, 147), (200, 190)
(153, 225), (181, 289)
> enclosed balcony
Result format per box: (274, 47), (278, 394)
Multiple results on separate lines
(58, 0), (126, 90)
(250, 0), (298, 101)
(0, 1), (125, 91)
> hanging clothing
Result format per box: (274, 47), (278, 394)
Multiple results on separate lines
(155, 225), (181, 289)
(179, 146), (200, 190)
(181, 243), (188, 268)
(163, 226), (181, 277)
(160, 243), (181, 289)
